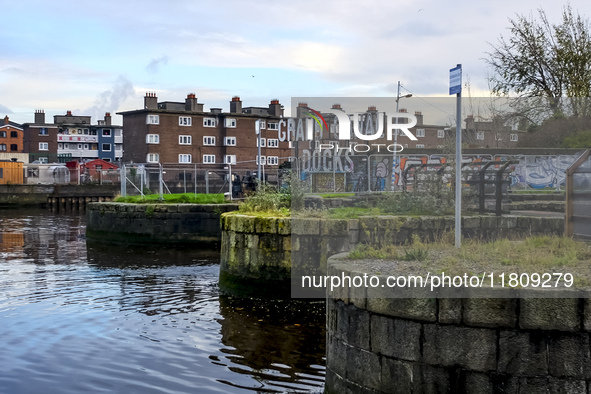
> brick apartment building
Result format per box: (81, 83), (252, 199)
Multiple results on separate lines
(118, 94), (292, 169)
(0, 116), (24, 154)
(23, 110), (123, 163)
(463, 115), (522, 148)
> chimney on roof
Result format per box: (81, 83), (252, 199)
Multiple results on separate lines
(296, 102), (309, 118)
(368, 106), (377, 112)
(66, 110), (72, 116)
(144, 92), (158, 110)
(34, 109), (45, 124)
(268, 99), (283, 117)
(3, 116), (8, 125)
(230, 96), (242, 113)
(104, 112), (112, 126)
(185, 93), (198, 112)
(399, 108), (407, 113)
(331, 103), (343, 111)
(414, 111), (423, 126)
(465, 115), (475, 130)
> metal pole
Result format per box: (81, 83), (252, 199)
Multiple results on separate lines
(228, 164), (232, 200)
(455, 64), (462, 248)
(194, 164), (197, 197)
(257, 120), (262, 182)
(183, 169), (187, 193)
(120, 164), (126, 197)
(205, 170), (209, 194)
(159, 163), (163, 201)
(392, 81), (401, 191)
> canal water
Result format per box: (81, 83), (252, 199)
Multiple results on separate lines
(0, 209), (325, 394)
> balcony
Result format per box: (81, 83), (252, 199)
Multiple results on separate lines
(58, 149), (99, 158)
(114, 136), (123, 144)
(57, 135), (98, 143)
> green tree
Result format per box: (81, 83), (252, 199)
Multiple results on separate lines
(486, 5), (591, 118)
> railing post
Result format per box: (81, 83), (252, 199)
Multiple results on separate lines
(120, 164), (126, 197)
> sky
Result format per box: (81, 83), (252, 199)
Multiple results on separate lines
(1, 0), (589, 125)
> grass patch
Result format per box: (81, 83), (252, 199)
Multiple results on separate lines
(114, 193), (225, 204)
(347, 235), (591, 285)
(316, 193), (355, 199)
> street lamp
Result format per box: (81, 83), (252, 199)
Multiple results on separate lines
(391, 81), (412, 191)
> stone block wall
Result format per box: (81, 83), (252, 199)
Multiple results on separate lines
(86, 202), (239, 245)
(326, 261), (591, 393)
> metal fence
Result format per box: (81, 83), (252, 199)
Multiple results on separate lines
(566, 149), (591, 240)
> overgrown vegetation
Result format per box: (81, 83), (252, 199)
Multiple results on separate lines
(114, 193), (225, 204)
(237, 182), (291, 216)
(348, 235), (591, 284)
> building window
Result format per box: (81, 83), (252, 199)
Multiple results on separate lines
(147, 115), (159, 125)
(203, 136), (216, 146)
(415, 129), (425, 137)
(203, 117), (216, 127)
(58, 143), (63, 149)
(437, 129), (445, 138)
(267, 138), (279, 148)
(476, 132), (485, 140)
(10, 144), (17, 151)
(10, 131), (18, 138)
(147, 153), (159, 163)
(510, 133), (518, 142)
(203, 154), (216, 164)
(416, 144), (425, 148)
(39, 142), (48, 151)
(268, 122), (278, 130)
(78, 144), (83, 150)
(38, 128), (48, 135)
(495, 134), (502, 141)
(0, 131), (5, 137)
(178, 154), (192, 163)
(179, 116), (192, 126)
(77, 129), (82, 135)
(84, 144), (89, 150)
(257, 138), (266, 147)
(225, 118), (237, 128)
(39, 157), (48, 164)
(0, 144), (6, 151)
(259, 120), (266, 129)
(84, 129), (89, 135)
(224, 136), (236, 146)
(256, 155), (266, 165)
(146, 134), (159, 144)
(102, 129), (111, 136)
(267, 156), (279, 165)
(179, 135), (192, 145)
(27, 167), (39, 178)
(437, 145), (445, 149)
(225, 155), (236, 164)
(102, 143), (111, 151)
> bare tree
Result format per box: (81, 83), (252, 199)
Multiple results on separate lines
(486, 5), (591, 118)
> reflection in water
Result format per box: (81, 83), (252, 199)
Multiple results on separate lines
(0, 209), (325, 393)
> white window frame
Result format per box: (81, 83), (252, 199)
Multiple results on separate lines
(225, 118), (237, 128)
(224, 136), (236, 146)
(178, 154), (192, 163)
(415, 129), (425, 137)
(416, 144), (425, 148)
(257, 138), (266, 147)
(225, 155), (236, 164)
(476, 132), (485, 140)
(203, 154), (216, 164)
(102, 129), (111, 137)
(259, 120), (266, 129)
(39, 142), (48, 151)
(267, 156), (279, 165)
(267, 138), (279, 148)
(203, 117), (216, 127)
(146, 115), (159, 125)
(268, 122), (278, 130)
(146, 134), (160, 144)
(510, 133), (518, 142)
(256, 155), (266, 165)
(437, 129), (445, 138)
(78, 144), (83, 150)
(203, 136), (216, 146)
(147, 153), (159, 163)
(58, 143), (63, 149)
(179, 116), (192, 126)
(179, 135), (192, 145)
(102, 143), (111, 152)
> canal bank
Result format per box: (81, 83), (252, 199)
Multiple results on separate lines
(0, 184), (118, 209)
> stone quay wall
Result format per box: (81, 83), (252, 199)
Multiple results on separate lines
(219, 214), (564, 297)
(326, 255), (591, 393)
(86, 202), (239, 245)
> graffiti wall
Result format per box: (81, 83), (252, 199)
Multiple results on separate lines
(299, 151), (585, 193)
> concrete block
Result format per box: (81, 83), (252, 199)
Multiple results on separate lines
(498, 331), (548, 376)
(438, 298), (462, 324)
(423, 324), (497, 372)
(519, 298), (580, 331)
(346, 346), (381, 392)
(548, 333), (591, 379)
(380, 357), (414, 394)
(370, 315), (421, 361)
(291, 218), (320, 235)
(366, 298), (437, 322)
(463, 298), (517, 328)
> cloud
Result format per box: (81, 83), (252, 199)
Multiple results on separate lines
(0, 104), (13, 114)
(146, 56), (170, 73)
(85, 75), (135, 121)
